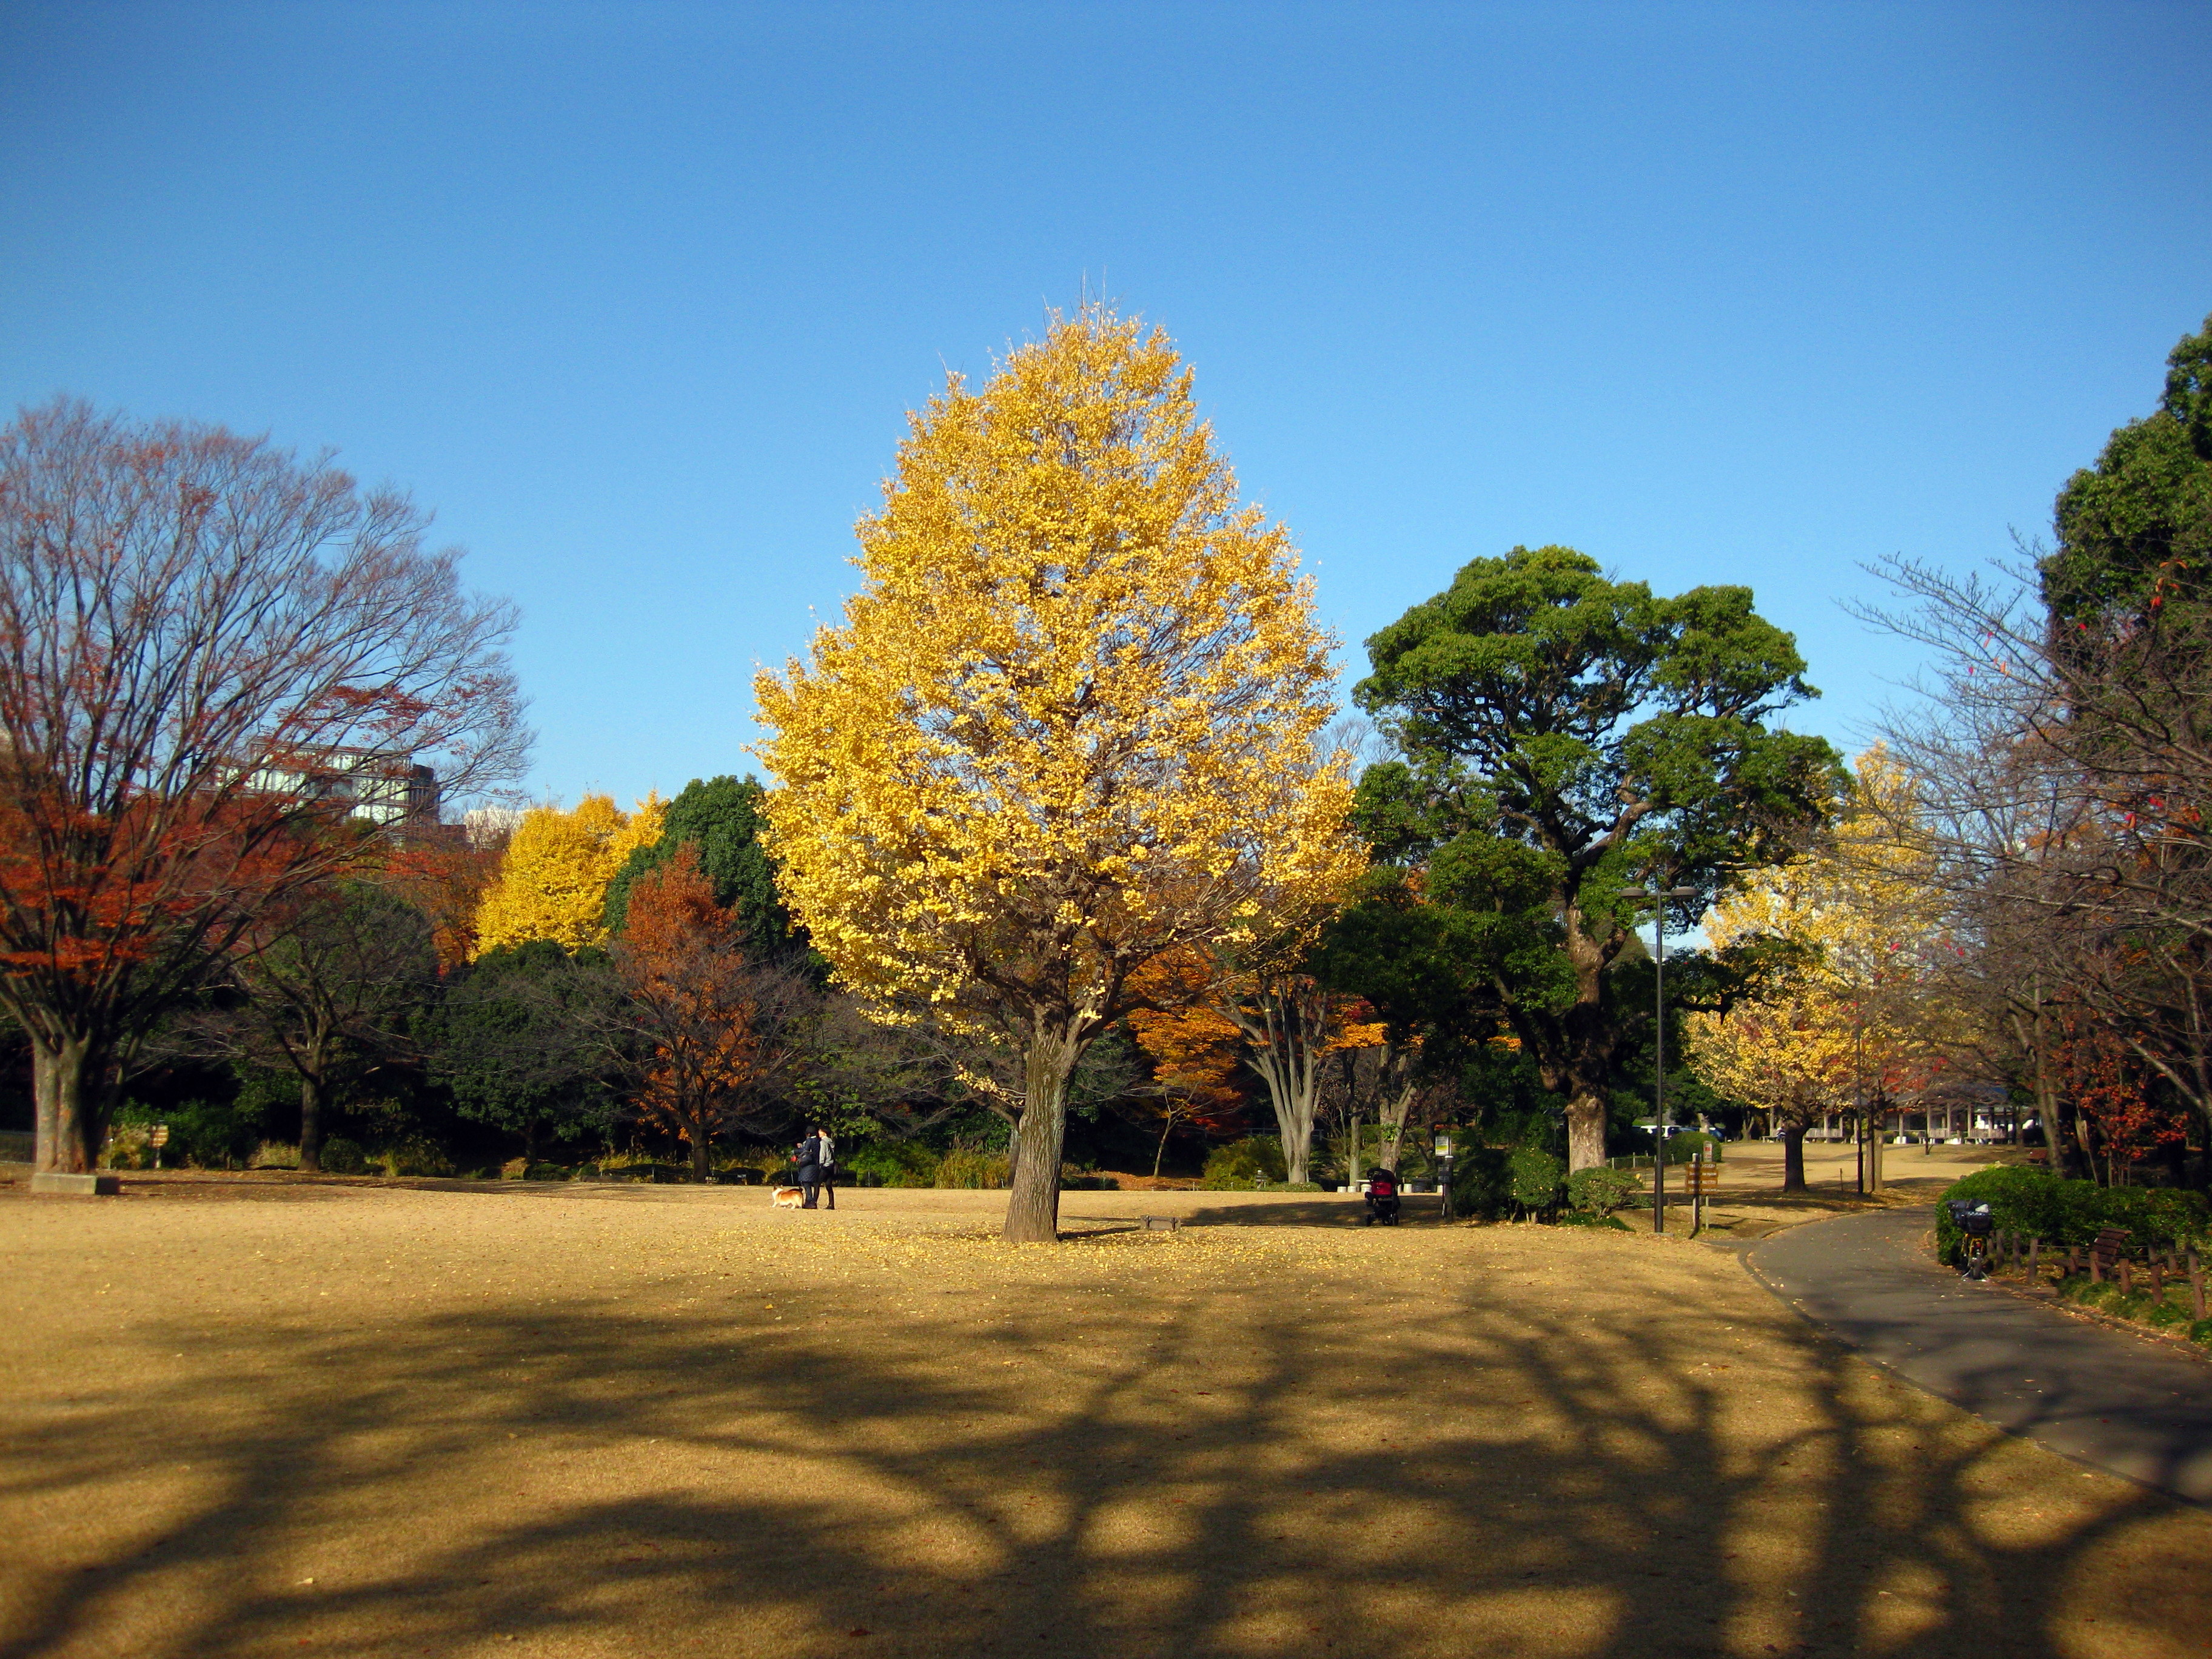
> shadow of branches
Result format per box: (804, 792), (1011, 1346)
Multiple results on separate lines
(1, 1232), (2197, 1659)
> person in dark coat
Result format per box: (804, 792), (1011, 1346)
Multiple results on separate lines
(795, 1127), (833, 1209)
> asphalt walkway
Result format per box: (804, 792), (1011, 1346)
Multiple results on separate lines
(1744, 1205), (2212, 1503)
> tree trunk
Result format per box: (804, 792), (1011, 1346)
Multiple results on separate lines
(1224, 979), (1327, 1185)
(2051, 1098), (2087, 1179)
(298, 1069), (325, 1173)
(1378, 1077), (1416, 1173)
(1565, 1090), (1607, 1173)
(690, 1127), (711, 1181)
(32, 1033), (104, 1175)
(1005, 1026), (1081, 1242)
(2074, 1107), (2103, 1186)
(1780, 1123), (1807, 1193)
(1269, 1073), (1320, 1185)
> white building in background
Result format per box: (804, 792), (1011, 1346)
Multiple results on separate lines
(462, 805), (524, 849)
(249, 748), (440, 831)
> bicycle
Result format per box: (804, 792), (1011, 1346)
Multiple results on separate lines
(1946, 1198), (1994, 1281)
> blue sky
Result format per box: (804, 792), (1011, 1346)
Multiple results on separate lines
(4, 2), (2208, 808)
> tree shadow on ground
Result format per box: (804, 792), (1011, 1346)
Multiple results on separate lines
(2, 1244), (2201, 1659)
(1182, 1196), (1441, 1228)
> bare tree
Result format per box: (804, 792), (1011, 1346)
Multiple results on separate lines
(0, 398), (529, 1172)
(1860, 551), (2212, 1175)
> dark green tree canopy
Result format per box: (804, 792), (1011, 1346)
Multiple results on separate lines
(426, 939), (621, 1152)
(603, 775), (799, 955)
(1343, 545), (1843, 1168)
(2045, 314), (2212, 623)
(1355, 546), (1842, 913)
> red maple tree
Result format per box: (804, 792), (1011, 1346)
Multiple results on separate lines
(0, 399), (528, 1171)
(612, 845), (812, 1179)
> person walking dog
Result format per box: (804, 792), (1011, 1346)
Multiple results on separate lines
(794, 1129), (822, 1208)
(794, 1127), (836, 1210)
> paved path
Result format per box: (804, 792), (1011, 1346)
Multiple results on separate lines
(1744, 1205), (2212, 1504)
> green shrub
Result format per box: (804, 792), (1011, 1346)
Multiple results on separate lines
(1933, 1167), (2210, 1264)
(320, 1137), (369, 1175)
(1558, 1211), (1631, 1230)
(1663, 1131), (1723, 1165)
(249, 1141), (301, 1170)
(2192, 1319), (2212, 1347)
(524, 1162), (569, 1182)
(99, 1125), (151, 1170)
(844, 1142), (940, 1188)
(1566, 1165), (1643, 1216)
(1506, 1147), (1565, 1216)
(1201, 1137), (1287, 1190)
(379, 1140), (454, 1179)
(934, 1148), (1011, 1189)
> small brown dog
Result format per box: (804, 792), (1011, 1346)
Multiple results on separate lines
(769, 1185), (806, 1208)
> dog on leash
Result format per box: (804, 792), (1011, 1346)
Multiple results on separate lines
(769, 1185), (806, 1209)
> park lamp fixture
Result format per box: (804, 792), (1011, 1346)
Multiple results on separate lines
(1623, 883), (1698, 1235)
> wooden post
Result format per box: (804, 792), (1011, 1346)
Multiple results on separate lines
(2028, 1237), (2040, 1285)
(2119, 1258), (2133, 1296)
(2091, 1247), (2102, 1285)
(2151, 1258), (2167, 1304)
(2068, 1244), (2080, 1278)
(2190, 1251), (2207, 1322)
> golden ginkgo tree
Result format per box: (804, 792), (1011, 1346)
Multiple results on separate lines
(1688, 750), (1951, 1190)
(756, 304), (1364, 1241)
(472, 793), (665, 957)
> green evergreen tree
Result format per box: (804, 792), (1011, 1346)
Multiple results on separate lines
(603, 776), (799, 956)
(1350, 546), (1843, 1170)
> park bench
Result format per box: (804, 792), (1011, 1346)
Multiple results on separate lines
(2089, 1227), (2131, 1285)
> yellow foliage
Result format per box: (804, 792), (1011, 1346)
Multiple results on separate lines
(472, 792), (665, 956)
(1689, 749), (1950, 1125)
(754, 304), (1366, 1048)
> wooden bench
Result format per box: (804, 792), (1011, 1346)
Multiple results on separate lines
(2090, 1227), (2131, 1284)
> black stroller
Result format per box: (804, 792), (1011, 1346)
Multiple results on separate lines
(1362, 1167), (1402, 1227)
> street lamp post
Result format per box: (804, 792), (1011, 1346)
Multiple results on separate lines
(1434, 1129), (1455, 1222)
(1627, 882), (1699, 1235)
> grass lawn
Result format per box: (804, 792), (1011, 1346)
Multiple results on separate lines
(2, 1173), (2205, 1658)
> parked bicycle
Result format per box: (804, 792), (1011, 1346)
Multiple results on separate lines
(1946, 1198), (1994, 1281)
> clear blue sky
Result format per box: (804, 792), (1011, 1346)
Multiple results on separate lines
(5, 2), (2207, 808)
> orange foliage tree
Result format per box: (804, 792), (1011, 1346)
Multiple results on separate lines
(0, 400), (528, 1172)
(1127, 955), (1250, 1176)
(382, 835), (504, 970)
(611, 846), (813, 1179)
(1129, 946), (1382, 1183)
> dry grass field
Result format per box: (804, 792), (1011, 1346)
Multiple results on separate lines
(2, 1172), (2207, 1659)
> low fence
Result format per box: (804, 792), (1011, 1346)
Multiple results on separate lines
(0, 1130), (32, 1163)
(1976, 1225), (2209, 1323)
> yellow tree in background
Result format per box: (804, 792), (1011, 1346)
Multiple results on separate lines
(756, 304), (1365, 1241)
(1688, 750), (1948, 1190)
(472, 793), (665, 957)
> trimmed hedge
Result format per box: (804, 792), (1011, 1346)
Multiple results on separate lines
(1507, 1147), (1565, 1215)
(1933, 1165), (2208, 1265)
